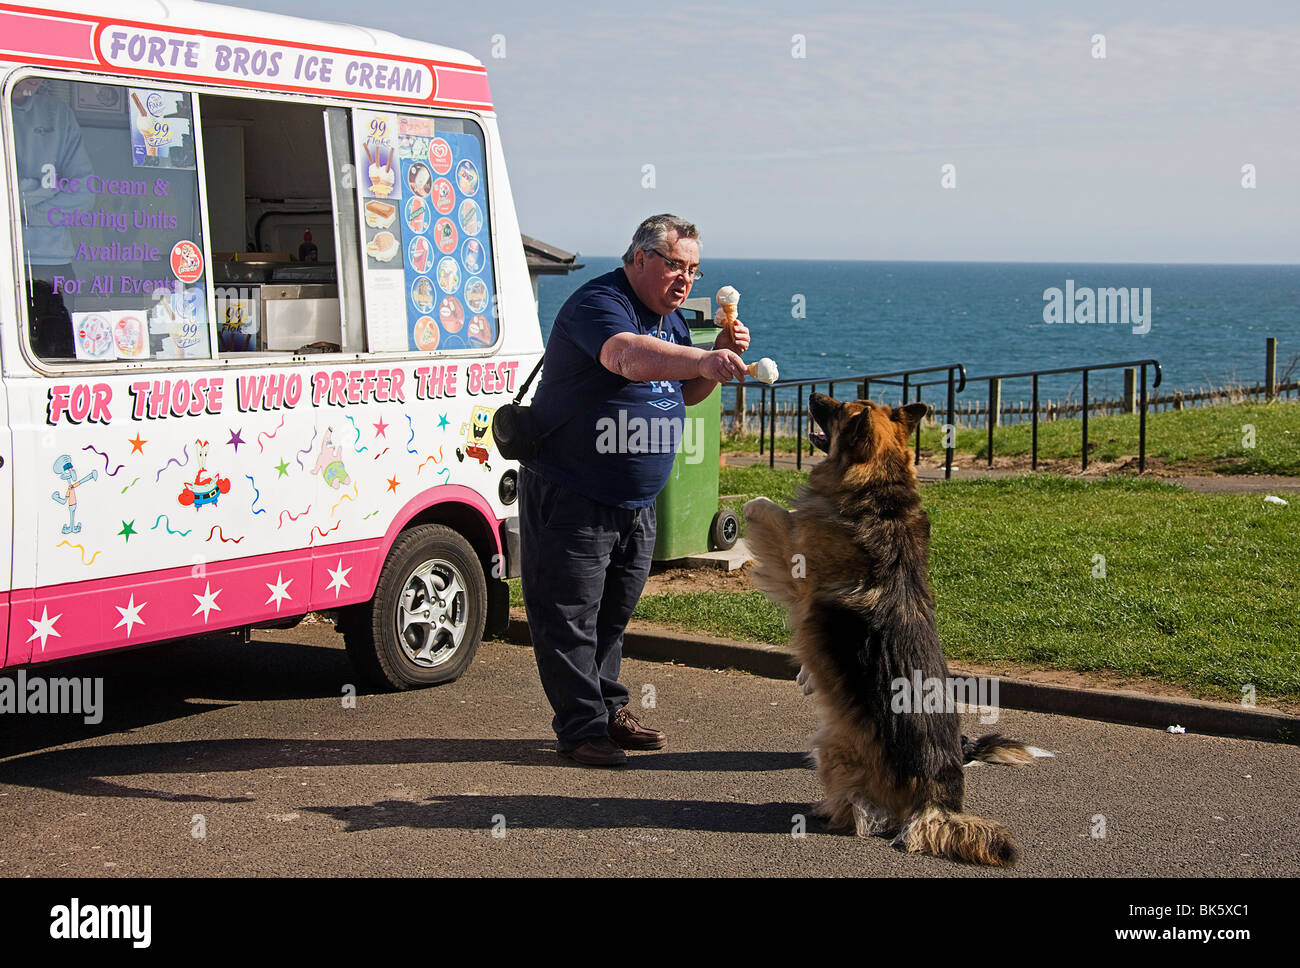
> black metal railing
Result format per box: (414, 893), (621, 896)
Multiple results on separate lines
(966, 359), (1163, 471)
(752, 363), (967, 478)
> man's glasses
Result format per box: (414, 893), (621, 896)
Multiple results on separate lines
(649, 249), (702, 281)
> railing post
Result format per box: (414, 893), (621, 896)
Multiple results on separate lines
(987, 377), (998, 467)
(1081, 369), (1090, 470)
(901, 373), (910, 410)
(1266, 337), (1277, 401)
(862, 379), (870, 402)
(796, 384), (804, 471)
(736, 383), (747, 435)
(945, 369), (956, 480)
(913, 386), (922, 466)
(1139, 363), (1148, 472)
(1123, 368), (1137, 413)
(758, 385), (765, 455)
(768, 387), (775, 469)
(1031, 374), (1039, 470)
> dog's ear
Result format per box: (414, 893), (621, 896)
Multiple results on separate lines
(838, 406), (874, 454)
(892, 402), (929, 436)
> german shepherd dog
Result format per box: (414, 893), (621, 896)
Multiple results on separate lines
(743, 394), (1041, 866)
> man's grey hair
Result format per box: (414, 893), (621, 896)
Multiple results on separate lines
(622, 214), (699, 264)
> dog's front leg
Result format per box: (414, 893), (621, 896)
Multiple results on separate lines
(743, 498), (800, 608)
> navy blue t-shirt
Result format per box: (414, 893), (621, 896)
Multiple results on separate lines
(524, 268), (691, 509)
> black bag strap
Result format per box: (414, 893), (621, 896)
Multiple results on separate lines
(512, 357), (544, 405)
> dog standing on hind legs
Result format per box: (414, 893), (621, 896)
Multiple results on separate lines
(743, 392), (1044, 867)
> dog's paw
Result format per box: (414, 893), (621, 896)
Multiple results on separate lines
(851, 801), (898, 839)
(742, 497), (780, 522)
(796, 664), (816, 695)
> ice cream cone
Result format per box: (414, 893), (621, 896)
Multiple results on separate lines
(715, 285), (740, 339)
(746, 357), (779, 384)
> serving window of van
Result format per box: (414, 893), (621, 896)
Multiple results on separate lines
(10, 74), (497, 366)
(10, 75), (211, 363)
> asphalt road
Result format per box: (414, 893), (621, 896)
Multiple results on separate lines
(1, 621), (1297, 878)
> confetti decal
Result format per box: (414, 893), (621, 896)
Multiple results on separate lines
(276, 506), (312, 529)
(120, 477), (140, 494)
(246, 474), (266, 515)
(296, 428), (318, 470)
(205, 525), (244, 543)
(56, 541), (101, 566)
(345, 414), (368, 453)
(417, 445), (445, 475)
(82, 444), (124, 477)
(405, 414), (417, 453)
(151, 514), (192, 537)
(257, 415), (286, 453)
(154, 444), (190, 483)
(330, 483), (359, 517)
(308, 521), (342, 545)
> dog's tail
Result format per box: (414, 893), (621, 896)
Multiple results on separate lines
(896, 805), (1020, 867)
(961, 732), (1041, 767)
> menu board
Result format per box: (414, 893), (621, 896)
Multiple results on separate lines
(354, 111), (496, 353)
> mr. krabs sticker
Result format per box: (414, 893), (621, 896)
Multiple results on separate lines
(171, 241), (204, 284)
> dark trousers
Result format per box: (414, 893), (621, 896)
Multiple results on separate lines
(519, 467), (656, 750)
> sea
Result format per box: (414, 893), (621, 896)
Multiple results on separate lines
(537, 259), (1300, 408)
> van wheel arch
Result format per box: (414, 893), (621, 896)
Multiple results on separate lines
(340, 499), (503, 689)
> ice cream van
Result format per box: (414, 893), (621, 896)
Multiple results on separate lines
(0, 0), (542, 687)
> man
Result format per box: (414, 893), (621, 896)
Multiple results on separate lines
(520, 214), (750, 766)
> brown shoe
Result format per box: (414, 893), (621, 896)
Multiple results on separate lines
(608, 706), (667, 750)
(558, 737), (628, 767)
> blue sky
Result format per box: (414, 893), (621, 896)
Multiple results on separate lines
(235, 0), (1298, 263)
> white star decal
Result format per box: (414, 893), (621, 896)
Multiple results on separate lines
(192, 582), (222, 623)
(326, 559), (352, 598)
(26, 606), (63, 652)
(265, 572), (293, 612)
(113, 594), (147, 638)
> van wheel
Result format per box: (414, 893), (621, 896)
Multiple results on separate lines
(343, 524), (486, 690)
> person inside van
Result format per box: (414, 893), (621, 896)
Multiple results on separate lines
(520, 214), (749, 767)
(12, 76), (95, 359)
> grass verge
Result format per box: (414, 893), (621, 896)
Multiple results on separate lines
(726, 400), (1300, 475)
(638, 471), (1300, 701)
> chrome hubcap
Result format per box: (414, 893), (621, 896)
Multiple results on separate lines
(396, 558), (468, 667)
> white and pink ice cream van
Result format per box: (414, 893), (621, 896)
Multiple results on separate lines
(0, 0), (542, 687)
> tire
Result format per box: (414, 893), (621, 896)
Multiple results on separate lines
(710, 508), (740, 551)
(343, 524), (487, 690)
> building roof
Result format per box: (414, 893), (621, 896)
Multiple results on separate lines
(522, 234), (584, 276)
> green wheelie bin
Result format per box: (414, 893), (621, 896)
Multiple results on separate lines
(652, 323), (740, 561)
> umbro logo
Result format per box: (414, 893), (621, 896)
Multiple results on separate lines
(646, 398), (680, 411)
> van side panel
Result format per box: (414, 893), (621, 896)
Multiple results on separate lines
(2, 357), (516, 668)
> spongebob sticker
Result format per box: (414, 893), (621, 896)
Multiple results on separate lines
(51, 454), (97, 534)
(456, 406), (494, 471)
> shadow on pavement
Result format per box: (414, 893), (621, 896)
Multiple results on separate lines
(0, 737), (810, 803)
(305, 794), (823, 836)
